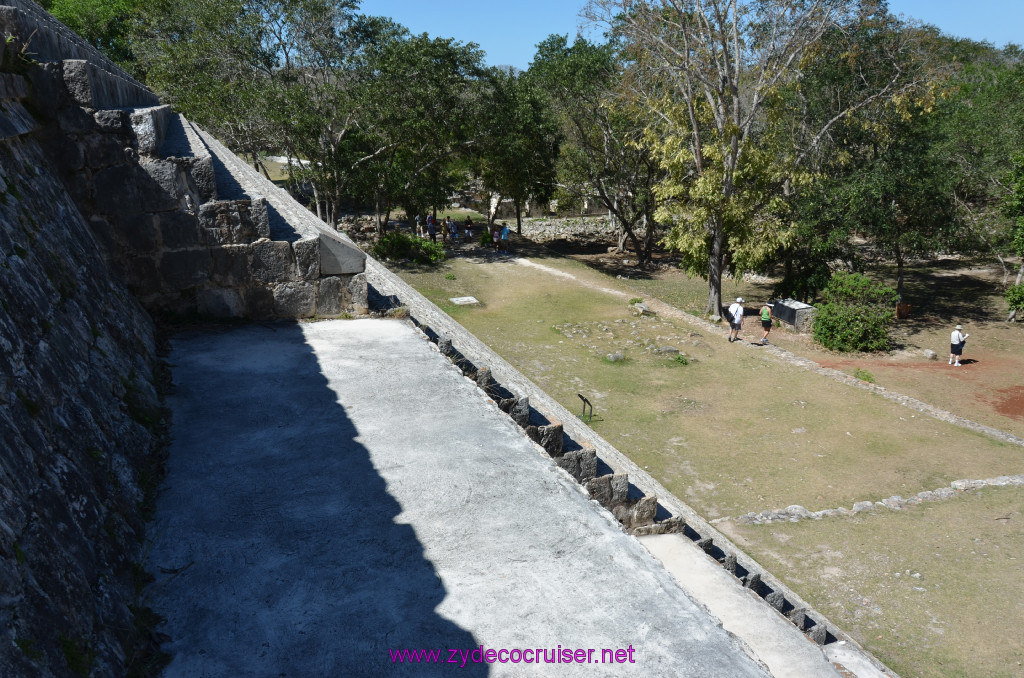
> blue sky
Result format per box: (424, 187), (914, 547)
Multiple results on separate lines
(357, 1), (1022, 70)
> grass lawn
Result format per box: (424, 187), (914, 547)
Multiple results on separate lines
(390, 236), (1024, 677)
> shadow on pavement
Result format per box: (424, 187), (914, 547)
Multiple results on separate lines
(147, 321), (485, 677)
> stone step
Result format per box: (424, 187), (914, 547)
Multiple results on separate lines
(191, 124), (364, 275)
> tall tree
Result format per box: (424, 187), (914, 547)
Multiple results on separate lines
(530, 35), (663, 268)
(477, 69), (560, 234)
(590, 0), (921, 314)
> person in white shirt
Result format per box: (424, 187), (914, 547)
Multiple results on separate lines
(949, 324), (969, 366)
(727, 297), (744, 342)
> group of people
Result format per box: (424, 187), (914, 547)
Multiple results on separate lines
(725, 297), (973, 365)
(414, 213), (512, 253)
(726, 297), (775, 345)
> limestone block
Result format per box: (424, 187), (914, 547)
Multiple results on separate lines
(122, 256), (160, 296)
(630, 495), (658, 528)
(475, 367), (497, 397)
(129, 105), (170, 157)
(610, 473), (629, 504)
(137, 159), (184, 212)
(209, 245), (251, 286)
(273, 281), (316, 318)
(346, 272), (367, 314)
(61, 59), (93, 108)
(156, 211), (201, 249)
(115, 213), (160, 252)
(159, 248), (211, 290)
(200, 200), (267, 245)
(316, 276), (345, 317)
(250, 197), (270, 239)
(244, 286), (274, 317)
(525, 422), (563, 457)
(509, 396), (530, 427)
(293, 237), (319, 280)
(585, 475), (613, 507)
(197, 288), (244, 318)
(187, 156), (216, 203)
(253, 240), (296, 283)
(319, 230), (366, 275)
(555, 447), (597, 484)
(93, 165), (141, 216)
(93, 109), (129, 133)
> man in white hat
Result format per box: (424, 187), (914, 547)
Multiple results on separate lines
(727, 297), (745, 342)
(949, 324), (969, 366)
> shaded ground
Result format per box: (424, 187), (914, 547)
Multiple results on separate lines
(392, 234), (1024, 678)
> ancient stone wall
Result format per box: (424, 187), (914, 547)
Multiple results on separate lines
(0, 39), (163, 678)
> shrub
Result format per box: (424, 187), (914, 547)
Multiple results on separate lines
(854, 368), (875, 383)
(480, 231), (493, 246)
(1007, 283), (1024, 315)
(445, 273), (456, 280)
(674, 354), (689, 365)
(629, 297), (643, 305)
(813, 272), (897, 352)
(371, 232), (445, 265)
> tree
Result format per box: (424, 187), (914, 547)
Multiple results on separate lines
(45, 0), (141, 70)
(813, 272), (898, 351)
(589, 0), (922, 314)
(1004, 153), (1024, 321)
(476, 69), (560, 234)
(530, 35), (663, 268)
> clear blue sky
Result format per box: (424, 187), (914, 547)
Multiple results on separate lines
(357, 1), (1022, 71)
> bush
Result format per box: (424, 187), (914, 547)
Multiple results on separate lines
(371, 232), (445, 265)
(1007, 283), (1024, 315)
(854, 368), (875, 383)
(813, 272), (897, 352)
(480, 231), (493, 246)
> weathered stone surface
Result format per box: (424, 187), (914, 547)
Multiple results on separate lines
(197, 287), (244, 318)
(584, 475), (613, 507)
(93, 164), (141, 216)
(526, 422), (563, 457)
(0, 102), (160, 678)
(157, 210), (201, 249)
(630, 495), (658, 527)
(697, 537), (714, 553)
(437, 336), (454, 357)
(199, 200), (267, 245)
(555, 447), (597, 484)
(610, 473), (629, 504)
(209, 245), (251, 286)
(252, 240), (296, 282)
(293, 237), (319, 280)
(116, 212), (160, 252)
(509, 396), (530, 427)
(272, 281), (315, 317)
(606, 352), (625, 362)
(93, 108), (129, 132)
(346, 272), (368, 314)
(316, 276), (345, 317)
(244, 286), (274, 317)
(159, 248), (211, 289)
(766, 590), (786, 611)
(475, 367), (497, 397)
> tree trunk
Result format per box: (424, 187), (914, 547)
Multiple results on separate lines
(706, 221), (725, 316)
(515, 202), (522, 235)
(895, 247), (904, 302)
(374, 195), (383, 237)
(1009, 260), (1024, 322)
(313, 184), (322, 222)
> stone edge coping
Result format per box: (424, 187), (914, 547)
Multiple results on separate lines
(190, 122), (363, 265)
(362, 254), (899, 678)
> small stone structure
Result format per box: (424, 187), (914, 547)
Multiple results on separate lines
(772, 298), (816, 332)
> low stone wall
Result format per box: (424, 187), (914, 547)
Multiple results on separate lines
(1, 43), (163, 677)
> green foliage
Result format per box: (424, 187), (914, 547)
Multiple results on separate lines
(371, 232), (445, 265)
(673, 354), (689, 366)
(479, 231), (493, 245)
(1007, 284), (1024, 314)
(45, 0), (141, 70)
(854, 368), (876, 383)
(444, 273), (456, 280)
(813, 273), (897, 352)
(629, 297), (643, 305)
(13, 542), (26, 564)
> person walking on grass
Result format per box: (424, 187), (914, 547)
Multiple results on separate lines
(727, 297), (744, 342)
(500, 222), (511, 254)
(415, 213), (423, 237)
(950, 324), (969, 366)
(759, 302), (774, 345)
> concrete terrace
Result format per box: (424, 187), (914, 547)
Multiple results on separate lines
(147, 319), (772, 677)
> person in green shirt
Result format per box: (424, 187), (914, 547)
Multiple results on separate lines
(759, 302), (774, 345)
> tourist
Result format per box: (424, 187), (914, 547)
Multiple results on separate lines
(500, 222), (511, 254)
(465, 216), (473, 240)
(727, 297), (744, 342)
(950, 324), (969, 366)
(426, 216), (436, 243)
(759, 302), (774, 345)
(492, 224), (500, 252)
(415, 213), (423, 237)
(447, 217), (459, 244)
